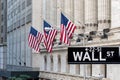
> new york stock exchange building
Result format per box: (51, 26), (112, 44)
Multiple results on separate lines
(5, 0), (120, 80)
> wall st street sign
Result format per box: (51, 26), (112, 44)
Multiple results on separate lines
(68, 47), (120, 64)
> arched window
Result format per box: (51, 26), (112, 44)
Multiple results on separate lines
(58, 55), (61, 72)
(50, 55), (53, 71)
(44, 55), (47, 70)
(66, 56), (70, 73)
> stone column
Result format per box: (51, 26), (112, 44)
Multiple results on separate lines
(56, 0), (62, 26)
(70, 65), (76, 74)
(61, 51), (67, 73)
(74, 0), (84, 34)
(53, 54), (58, 72)
(74, 0), (86, 76)
(84, 0), (97, 77)
(43, 0), (46, 20)
(80, 65), (85, 76)
(107, 64), (120, 80)
(46, 0), (50, 21)
(92, 64), (105, 77)
(50, 0), (57, 26)
(39, 0), (43, 32)
(64, 0), (76, 45)
(98, 0), (111, 31)
(64, 0), (76, 74)
(80, 65), (92, 77)
(56, 0), (64, 45)
(64, 0), (74, 20)
(47, 54), (51, 71)
(86, 65), (92, 76)
(85, 0), (97, 34)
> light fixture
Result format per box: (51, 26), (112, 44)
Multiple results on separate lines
(76, 38), (81, 42)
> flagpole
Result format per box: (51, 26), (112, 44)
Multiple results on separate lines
(83, 34), (86, 80)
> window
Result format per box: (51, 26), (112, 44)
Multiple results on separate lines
(51, 55), (53, 71)
(18, 5), (21, 13)
(8, 1), (10, 8)
(14, 22), (16, 28)
(1, 15), (4, 21)
(7, 14), (10, 20)
(1, 26), (3, 33)
(14, 9), (16, 16)
(5, 36), (7, 42)
(104, 20), (106, 23)
(27, 0), (32, 7)
(22, 1), (25, 10)
(58, 55), (61, 72)
(21, 17), (25, 26)
(26, 13), (32, 23)
(108, 20), (111, 23)
(99, 20), (102, 23)
(2, 3), (4, 10)
(11, 11), (13, 18)
(90, 23), (92, 26)
(1, 37), (3, 43)
(11, 0), (13, 5)
(17, 20), (20, 27)
(24, 62), (26, 66)
(44, 55), (47, 70)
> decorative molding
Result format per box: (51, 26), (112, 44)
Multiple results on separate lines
(40, 39), (120, 53)
(98, 20), (111, 24)
(85, 23), (98, 27)
(39, 71), (103, 80)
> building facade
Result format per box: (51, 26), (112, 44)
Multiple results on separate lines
(7, 0), (42, 71)
(0, 0), (7, 70)
(0, 0), (1, 43)
(6, 0), (120, 80)
(0, 0), (7, 80)
(34, 0), (120, 80)
(0, 0), (7, 44)
(0, 44), (7, 80)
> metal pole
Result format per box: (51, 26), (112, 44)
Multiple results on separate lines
(83, 35), (86, 80)
(84, 65), (86, 80)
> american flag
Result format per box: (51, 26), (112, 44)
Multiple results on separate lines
(60, 13), (76, 45)
(28, 27), (43, 52)
(44, 20), (57, 53)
